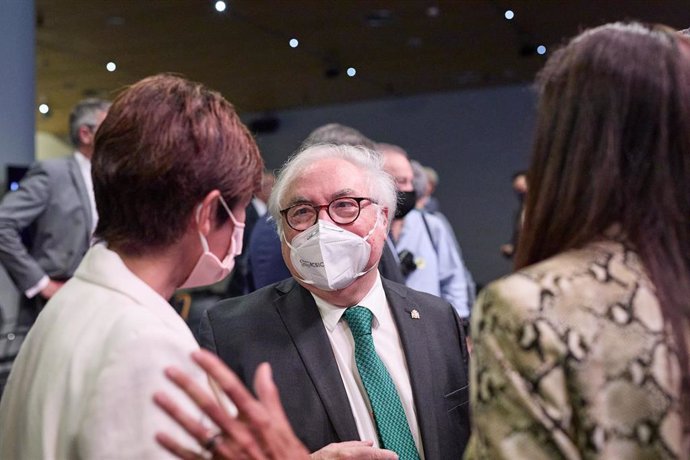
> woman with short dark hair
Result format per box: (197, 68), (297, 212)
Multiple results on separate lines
(0, 74), (264, 458)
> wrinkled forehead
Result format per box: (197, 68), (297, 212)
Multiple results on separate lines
(283, 157), (371, 206)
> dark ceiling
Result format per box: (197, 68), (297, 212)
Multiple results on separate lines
(36, 0), (690, 138)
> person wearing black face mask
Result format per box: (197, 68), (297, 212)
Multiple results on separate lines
(378, 143), (473, 319)
(394, 189), (417, 219)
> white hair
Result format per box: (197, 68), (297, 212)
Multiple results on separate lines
(268, 144), (397, 235)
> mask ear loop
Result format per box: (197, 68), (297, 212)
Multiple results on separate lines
(362, 205), (382, 242)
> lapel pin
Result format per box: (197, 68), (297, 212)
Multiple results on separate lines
(410, 309), (420, 319)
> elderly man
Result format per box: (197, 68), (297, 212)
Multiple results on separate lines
(200, 144), (470, 459)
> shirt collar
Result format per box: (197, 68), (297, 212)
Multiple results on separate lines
(73, 151), (91, 169)
(312, 272), (387, 332)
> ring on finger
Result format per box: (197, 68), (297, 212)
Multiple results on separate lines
(203, 432), (224, 452)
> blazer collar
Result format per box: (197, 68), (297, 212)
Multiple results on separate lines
(74, 244), (187, 335)
(273, 279), (360, 442)
(274, 278), (441, 457)
(382, 278), (441, 460)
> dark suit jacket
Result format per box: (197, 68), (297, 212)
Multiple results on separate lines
(0, 155), (92, 292)
(199, 277), (470, 458)
(247, 214), (290, 290)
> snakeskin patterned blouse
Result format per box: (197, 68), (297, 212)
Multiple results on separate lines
(465, 240), (687, 459)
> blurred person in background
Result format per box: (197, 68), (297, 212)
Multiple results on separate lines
(379, 143), (472, 319)
(420, 165), (440, 213)
(466, 23), (690, 459)
(411, 159), (476, 311)
(0, 98), (110, 395)
(0, 98), (110, 312)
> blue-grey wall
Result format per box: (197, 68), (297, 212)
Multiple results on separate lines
(0, 1), (35, 187)
(243, 84), (537, 286)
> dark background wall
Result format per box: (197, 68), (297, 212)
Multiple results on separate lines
(243, 84), (537, 286)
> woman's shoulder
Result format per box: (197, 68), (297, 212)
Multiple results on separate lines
(484, 240), (649, 305)
(476, 239), (661, 350)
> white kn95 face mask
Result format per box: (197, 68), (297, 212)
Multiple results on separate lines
(285, 211), (380, 291)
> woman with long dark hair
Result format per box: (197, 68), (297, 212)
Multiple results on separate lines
(466, 23), (690, 459)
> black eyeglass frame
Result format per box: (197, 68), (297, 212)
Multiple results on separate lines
(280, 196), (376, 231)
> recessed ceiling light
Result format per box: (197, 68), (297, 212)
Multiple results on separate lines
(106, 61), (117, 72)
(537, 45), (547, 55)
(347, 67), (357, 77)
(215, 1), (227, 13)
(426, 6), (440, 18)
(504, 10), (515, 20)
(38, 103), (50, 114)
(289, 38), (299, 48)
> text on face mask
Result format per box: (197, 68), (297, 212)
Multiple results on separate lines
(299, 259), (325, 268)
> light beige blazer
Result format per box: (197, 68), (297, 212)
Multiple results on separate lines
(0, 244), (209, 459)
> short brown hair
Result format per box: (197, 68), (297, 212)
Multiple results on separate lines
(92, 74), (263, 254)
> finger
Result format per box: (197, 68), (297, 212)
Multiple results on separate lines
(375, 449), (400, 460)
(155, 432), (204, 460)
(153, 391), (210, 445)
(253, 363), (291, 426)
(164, 364), (266, 460)
(191, 351), (265, 420)
(164, 366), (238, 437)
(345, 446), (399, 459)
(190, 353), (276, 459)
(325, 440), (375, 448)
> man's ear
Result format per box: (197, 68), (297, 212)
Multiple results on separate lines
(193, 190), (222, 236)
(381, 206), (390, 230)
(77, 124), (94, 147)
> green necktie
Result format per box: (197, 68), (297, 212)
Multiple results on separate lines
(344, 306), (421, 460)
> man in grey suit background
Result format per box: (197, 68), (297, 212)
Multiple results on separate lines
(0, 98), (110, 317)
(200, 144), (470, 459)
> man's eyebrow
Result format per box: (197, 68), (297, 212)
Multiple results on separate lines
(282, 195), (311, 208)
(329, 189), (357, 200)
(283, 189), (358, 208)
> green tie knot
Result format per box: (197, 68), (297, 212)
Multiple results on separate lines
(344, 306), (373, 338)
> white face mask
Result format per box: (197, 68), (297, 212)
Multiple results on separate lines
(285, 211), (380, 291)
(180, 196), (245, 289)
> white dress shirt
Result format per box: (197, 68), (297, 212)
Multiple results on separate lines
(73, 151), (98, 236)
(312, 273), (424, 458)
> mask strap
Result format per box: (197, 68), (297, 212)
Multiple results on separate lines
(362, 206), (381, 242)
(196, 194), (244, 253)
(217, 195), (245, 229)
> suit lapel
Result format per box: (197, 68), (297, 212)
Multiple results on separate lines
(383, 279), (441, 460)
(274, 281), (359, 442)
(67, 156), (93, 243)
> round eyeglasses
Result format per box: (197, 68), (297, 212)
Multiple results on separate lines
(280, 197), (376, 231)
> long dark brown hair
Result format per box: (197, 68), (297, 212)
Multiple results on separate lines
(516, 23), (690, 432)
